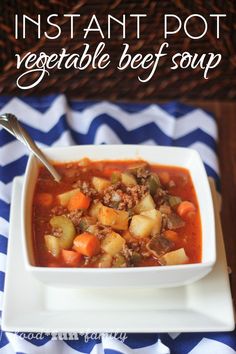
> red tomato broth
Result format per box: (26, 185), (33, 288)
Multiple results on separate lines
(32, 159), (202, 268)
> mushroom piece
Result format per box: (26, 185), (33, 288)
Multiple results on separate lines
(146, 235), (175, 258)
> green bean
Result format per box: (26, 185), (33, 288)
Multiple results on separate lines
(111, 172), (121, 184)
(147, 174), (160, 195)
(112, 254), (127, 267)
(168, 196), (182, 208)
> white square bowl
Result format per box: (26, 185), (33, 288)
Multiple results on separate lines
(21, 145), (216, 288)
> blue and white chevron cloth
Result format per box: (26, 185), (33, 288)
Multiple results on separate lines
(0, 95), (235, 354)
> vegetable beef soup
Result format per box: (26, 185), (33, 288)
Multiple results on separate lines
(32, 159), (202, 268)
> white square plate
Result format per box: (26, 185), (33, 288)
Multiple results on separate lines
(2, 177), (235, 333)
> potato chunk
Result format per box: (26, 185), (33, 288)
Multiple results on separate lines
(44, 235), (60, 257)
(160, 248), (189, 265)
(112, 253), (127, 267)
(121, 173), (137, 186)
(97, 253), (112, 268)
(141, 209), (162, 235)
(89, 201), (103, 218)
(134, 194), (155, 213)
(92, 177), (111, 192)
(98, 205), (129, 230)
(101, 232), (126, 256)
(57, 188), (80, 206)
(129, 215), (155, 238)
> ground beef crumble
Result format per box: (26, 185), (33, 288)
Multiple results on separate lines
(121, 244), (133, 264)
(103, 182), (148, 210)
(50, 205), (68, 216)
(67, 209), (83, 227)
(52, 227), (63, 238)
(72, 180), (98, 198)
(87, 223), (113, 240)
(137, 168), (150, 178)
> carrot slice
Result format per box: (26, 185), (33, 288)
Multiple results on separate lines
(159, 171), (170, 185)
(122, 230), (138, 243)
(177, 201), (196, 217)
(73, 232), (100, 257)
(35, 193), (53, 207)
(67, 191), (91, 211)
(164, 230), (178, 242)
(61, 249), (82, 267)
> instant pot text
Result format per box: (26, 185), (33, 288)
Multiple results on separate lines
(14, 13), (226, 90)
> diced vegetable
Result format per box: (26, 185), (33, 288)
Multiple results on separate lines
(89, 201), (103, 218)
(122, 230), (138, 243)
(141, 209), (162, 235)
(79, 216), (97, 231)
(177, 201), (196, 217)
(78, 157), (90, 166)
(50, 215), (76, 249)
(111, 171), (121, 184)
(61, 249), (82, 267)
(92, 176), (111, 192)
(98, 205), (129, 231)
(159, 171), (170, 185)
(147, 174), (160, 195)
(164, 230), (179, 242)
(134, 194), (155, 213)
(73, 232), (100, 257)
(67, 191), (91, 211)
(121, 173), (137, 186)
(159, 204), (171, 215)
(130, 252), (142, 266)
(141, 208), (160, 220)
(35, 193), (53, 207)
(44, 235), (60, 257)
(57, 188), (81, 207)
(97, 253), (112, 268)
(112, 253), (127, 267)
(168, 195), (182, 208)
(129, 215), (155, 238)
(160, 248), (189, 265)
(86, 225), (98, 234)
(101, 231), (126, 256)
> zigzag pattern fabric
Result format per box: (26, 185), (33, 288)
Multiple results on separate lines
(0, 95), (235, 354)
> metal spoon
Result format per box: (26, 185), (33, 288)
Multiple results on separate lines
(0, 113), (61, 182)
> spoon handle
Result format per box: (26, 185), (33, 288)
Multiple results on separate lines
(0, 113), (61, 182)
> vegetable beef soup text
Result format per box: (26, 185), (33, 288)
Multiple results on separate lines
(32, 159), (202, 268)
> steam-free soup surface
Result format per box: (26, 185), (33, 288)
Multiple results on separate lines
(32, 159), (201, 268)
